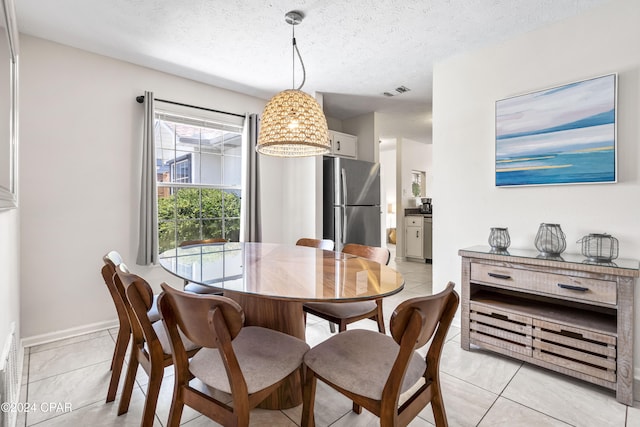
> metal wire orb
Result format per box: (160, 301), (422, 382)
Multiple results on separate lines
(534, 223), (566, 255)
(488, 227), (510, 250)
(578, 233), (618, 262)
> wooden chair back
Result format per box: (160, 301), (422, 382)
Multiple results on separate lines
(385, 282), (459, 425)
(114, 268), (200, 426)
(391, 282), (458, 348)
(116, 268), (160, 354)
(159, 283), (244, 350)
(100, 251), (130, 403)
(296, 238), (335, 251)
(101, 252), (129, 325)
(342, 243), (391, 265)
(179, 238), (227, 247)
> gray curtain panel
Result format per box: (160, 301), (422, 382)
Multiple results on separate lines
(136, 91), (159, 265)
(242, 113), (261, 242)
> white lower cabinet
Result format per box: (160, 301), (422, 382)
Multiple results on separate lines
(405, 216), (423, 258)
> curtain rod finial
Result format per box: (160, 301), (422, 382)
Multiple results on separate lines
(136, 95), (145, 103)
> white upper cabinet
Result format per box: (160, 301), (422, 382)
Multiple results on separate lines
(329, 130), (357, 158)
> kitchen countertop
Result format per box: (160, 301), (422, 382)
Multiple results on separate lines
(404, 208), (432, 218)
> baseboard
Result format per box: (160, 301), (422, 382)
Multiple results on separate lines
(21, 319), (119, 349)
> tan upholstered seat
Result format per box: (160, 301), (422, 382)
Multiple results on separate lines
(158, 284), (310, 427)
(303, 243), (390, 333)
(189, 327), (310, 394)
(304, 329), (426, 400)
(114, 269), (200, 427)
(100, 251), (160, 404)
(302, 282), (459, 427)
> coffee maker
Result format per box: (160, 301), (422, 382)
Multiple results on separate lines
(419, 198), (432, 214)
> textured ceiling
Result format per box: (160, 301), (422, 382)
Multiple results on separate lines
(15, 0), (608, 143)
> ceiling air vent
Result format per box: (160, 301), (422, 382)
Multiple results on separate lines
(383, 86), (411, 97)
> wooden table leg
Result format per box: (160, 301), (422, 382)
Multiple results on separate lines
(224, 292), (305, 409)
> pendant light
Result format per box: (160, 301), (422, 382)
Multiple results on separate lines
(256, 11), (330, 157)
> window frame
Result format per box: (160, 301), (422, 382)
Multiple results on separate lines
(154, 110), (244, 257)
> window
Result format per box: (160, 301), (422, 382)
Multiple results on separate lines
(169, 154), (192, 183)
(155, 112), (243, 256)
(411, 170), (425, 198)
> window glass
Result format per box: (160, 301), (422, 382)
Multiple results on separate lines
(155, 113), (243, 256)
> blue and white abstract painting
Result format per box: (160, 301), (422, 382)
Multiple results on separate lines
(495, 74), (616, 187)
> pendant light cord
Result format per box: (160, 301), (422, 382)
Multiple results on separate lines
(291, 23), (306, 90)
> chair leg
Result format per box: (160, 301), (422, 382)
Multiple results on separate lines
(141, 365), (164, 427)
(375, 315), (386, 334)
(352, 401), (362, 414)
(375, 299), (386, 334)
(431, 380), (448, 427)
(166, 386), (184, 427)
(338, 321), (347, 333)
(117, 349), (139, 415)
(301, 366), (317, 427)
(329, 322), (336, 333)
(106, 329), (129, 402)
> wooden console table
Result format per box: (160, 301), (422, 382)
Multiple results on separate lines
(459, 246), (639, 405)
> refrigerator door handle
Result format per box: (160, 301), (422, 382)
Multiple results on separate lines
(340, 168), (347, 207)
(342, 206), (347, 246)
(341, 168), (347, 246)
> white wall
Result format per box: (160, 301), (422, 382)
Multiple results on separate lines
(259, 155), (318, 244)
(400, 139), (432, 207)
(395, 138), (432, 258)
(0, 209), (19, 351)
(19, 35), (267, 340)
(342, 112), (377, 162)
(432, 0), (640, 369)
(380, 143), (397, 230)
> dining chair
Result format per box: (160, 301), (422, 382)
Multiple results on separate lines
(114, 268), (200, 427)
(158, 283), (310, 427)
(302, 282), (459, 427)
(302, 243), (391, 333)
(178, 238), (227, 294)
(295, 237), (335, 251)
(100, 251), (162, 403)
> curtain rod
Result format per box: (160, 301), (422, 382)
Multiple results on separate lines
(135, 95), (245, 118)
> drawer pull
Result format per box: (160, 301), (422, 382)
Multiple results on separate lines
(557, 283), (589, 292)
(488, 272), (512, 280)
(491, 313), (509, 321)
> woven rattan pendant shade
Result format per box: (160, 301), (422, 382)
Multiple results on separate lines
(256, 89), (330, 157)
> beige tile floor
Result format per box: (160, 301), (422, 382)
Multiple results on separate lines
(16, 247), (640, 426)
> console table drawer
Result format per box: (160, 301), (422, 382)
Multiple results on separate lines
(532, 319), (616, 383)
(470, 263), (617, 305)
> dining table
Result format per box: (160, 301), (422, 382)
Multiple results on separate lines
(159, 241), (405, 409)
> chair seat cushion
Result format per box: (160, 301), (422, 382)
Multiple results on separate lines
(153, 321), (200, 355)
(148, 294), (162, 323)
(189, 326), (310, 394)
(304, 329), (426, 401)
(184, 283), (223, 295)
(304, 301), (377, 318)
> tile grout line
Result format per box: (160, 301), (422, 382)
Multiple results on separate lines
(470, 359), (526, 426)
(28, 332), (113, 355)
(498, 395), (577, 427)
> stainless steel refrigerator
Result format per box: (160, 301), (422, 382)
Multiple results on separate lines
(323, 156), (381, 252)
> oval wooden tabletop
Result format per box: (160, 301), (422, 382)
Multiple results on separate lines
(159, 242), (404, 301)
